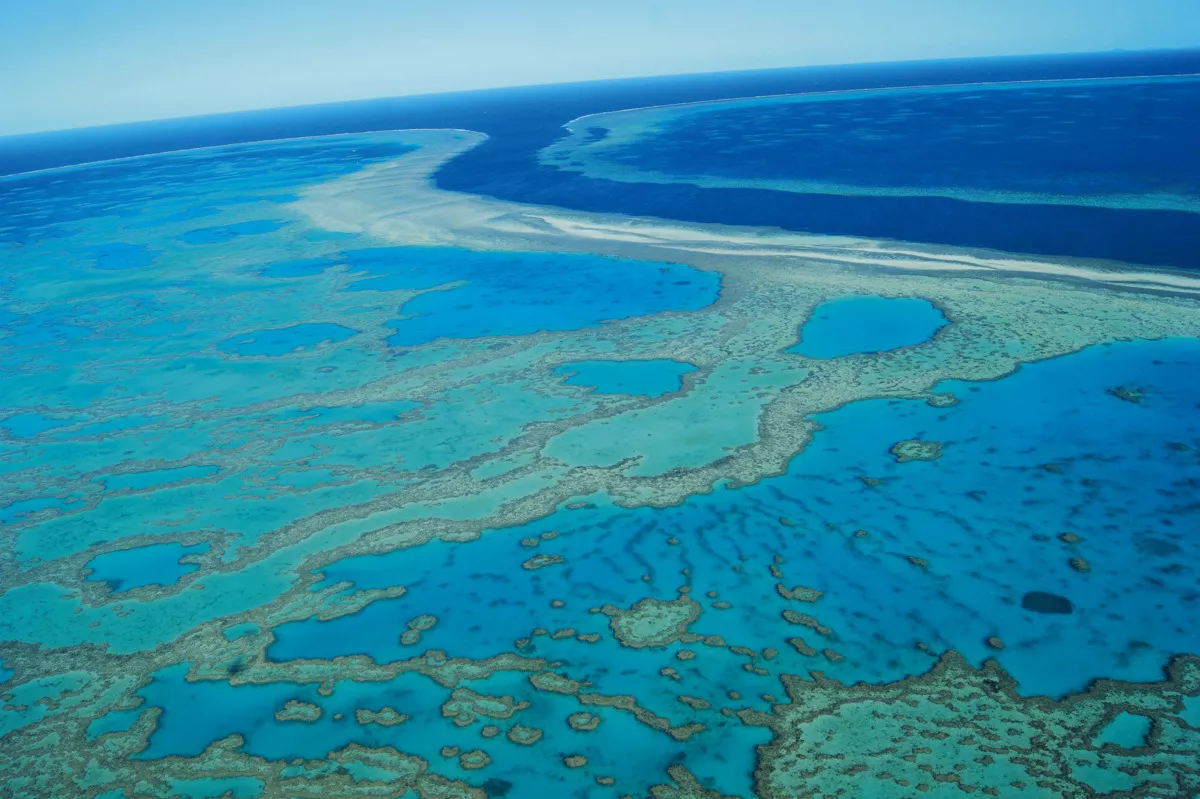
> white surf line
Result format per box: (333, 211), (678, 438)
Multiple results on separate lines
(524, 213), (1200, 294)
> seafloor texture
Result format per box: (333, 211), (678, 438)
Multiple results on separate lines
(2, 120), (1200, 798)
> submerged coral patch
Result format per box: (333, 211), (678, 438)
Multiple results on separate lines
(218, 322), (359, 356)
(1021, 590), (1075, 614)
(751, 651), (1200, 797)
(602, 596), (702, 648)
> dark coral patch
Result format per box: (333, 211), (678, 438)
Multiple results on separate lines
(1021, 591), (1074, 615)
(482, 778), (513, 797)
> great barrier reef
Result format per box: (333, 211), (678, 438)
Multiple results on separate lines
(2, 51), (1200, 798)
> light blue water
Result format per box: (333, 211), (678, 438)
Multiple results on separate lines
(0, 310), (92, 349)
(0, 496), (78, 524)
(127, 206), (221, 229)
(85, 542), (209, 592)
(789, 295), (948, 358)
(222, 623), (260, 641)
(1, 412), (88, 438)
(259, 257), (337, 279)
(1180, 696), (1200, 727)
(86, 708), (144, 740)
(82, 242), (158, 271)
(167, 777), (265, 799)
(554, 359), (698, 397)
(180, 219), (287, 244)
(1094, 712), (1152, 749)
(218, 323), (360, 356)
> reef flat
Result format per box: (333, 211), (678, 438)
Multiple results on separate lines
(2, 128), (1200, 798)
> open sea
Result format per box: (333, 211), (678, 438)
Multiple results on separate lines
(2, 50), (1200, 798)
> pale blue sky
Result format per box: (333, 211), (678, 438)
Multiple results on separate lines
(2, 0), (1198, 136)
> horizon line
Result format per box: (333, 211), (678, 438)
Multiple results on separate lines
(3, 45), (1197, 141)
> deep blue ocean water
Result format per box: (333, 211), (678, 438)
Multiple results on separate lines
(602, 76), (1200, 199)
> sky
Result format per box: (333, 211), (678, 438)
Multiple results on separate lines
(2, 0), (1199, 136)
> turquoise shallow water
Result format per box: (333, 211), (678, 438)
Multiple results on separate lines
(85, 542), (209, 592)
(363, 248), (719, 346)
(84, 243), (157, 271)
(219, 323), (360, 357)
(1, 121), (1199, 798)
(554, 359), (697, 397)
(1094, 712), (1153, 749)
(789, 295), (948, 358)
